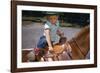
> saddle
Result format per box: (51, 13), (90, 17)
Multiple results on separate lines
(41, 37), (72, 61)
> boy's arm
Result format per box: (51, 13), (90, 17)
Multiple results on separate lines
(44, 29), (53, 51)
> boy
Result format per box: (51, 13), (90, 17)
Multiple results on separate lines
(35, 12), (64, 61)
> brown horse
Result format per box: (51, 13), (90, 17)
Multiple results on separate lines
(68, 25), (90, 60)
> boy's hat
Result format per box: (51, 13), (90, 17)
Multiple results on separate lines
(45, 12), (59, 16)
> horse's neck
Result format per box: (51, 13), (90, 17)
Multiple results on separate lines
(68, 26), (90, 60)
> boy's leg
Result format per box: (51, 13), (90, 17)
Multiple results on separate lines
(35, 36), (48, 61)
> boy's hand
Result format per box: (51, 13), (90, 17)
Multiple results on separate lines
(57, 29), (64, 37)
(48, 46), (54, 52)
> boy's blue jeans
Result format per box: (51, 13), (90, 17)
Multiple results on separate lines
(36, 36), (54, 56)
(37, 36), (48, 49)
